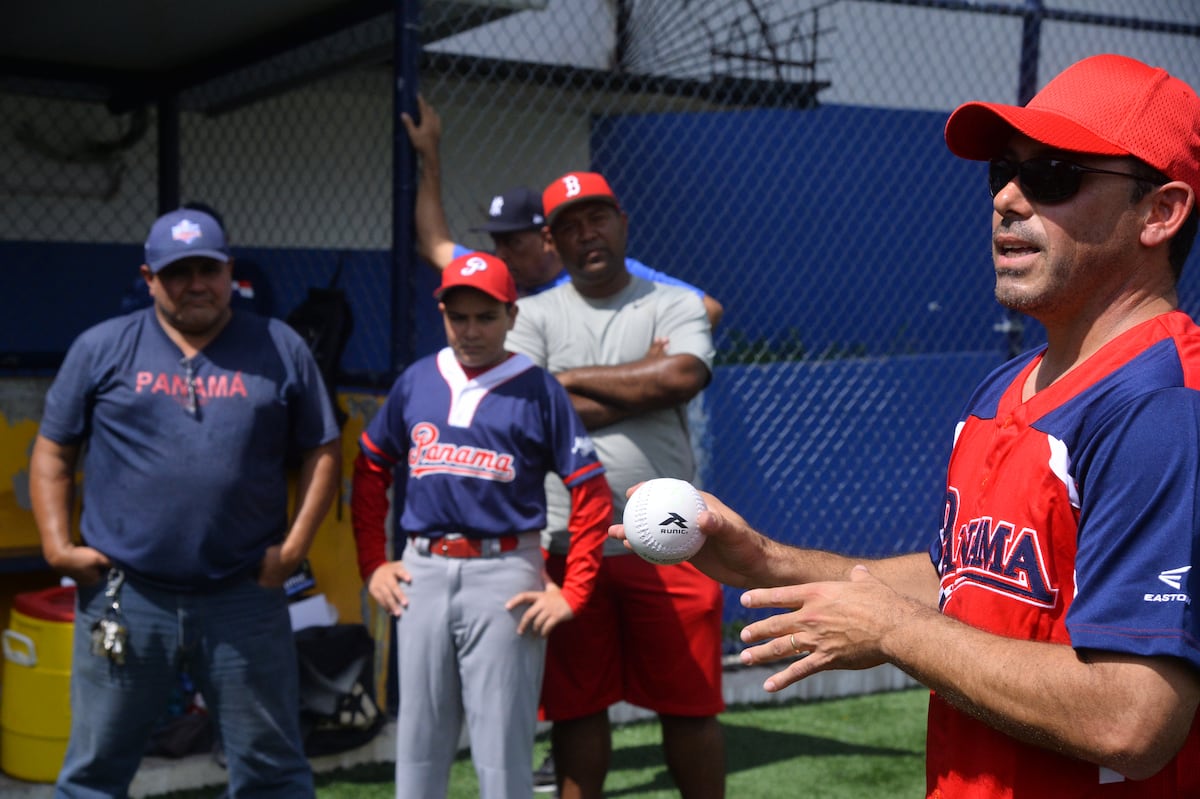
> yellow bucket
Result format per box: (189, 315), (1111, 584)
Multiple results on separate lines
(1, 585), (74, 783)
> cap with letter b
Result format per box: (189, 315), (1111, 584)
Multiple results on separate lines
(542, 172), (621, 226)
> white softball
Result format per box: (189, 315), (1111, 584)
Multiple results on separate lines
(622, 478), (707, 566)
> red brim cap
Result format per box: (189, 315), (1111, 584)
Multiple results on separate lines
(943, 54), (1200, 200)
(944, 102), (1129, 162)
(435, 252), (518, 303)
(543, 172), (621, 226)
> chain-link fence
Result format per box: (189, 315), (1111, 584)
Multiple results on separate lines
(410, 0), (1200, 636)
(2, 0), (1198, 638)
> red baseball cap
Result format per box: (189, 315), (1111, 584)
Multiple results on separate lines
(944, 53), (1200, 199)
(542, 172), (621, 226)
(435, 252), (517, 303)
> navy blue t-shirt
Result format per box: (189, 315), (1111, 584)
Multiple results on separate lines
(39, 308), (339, 589)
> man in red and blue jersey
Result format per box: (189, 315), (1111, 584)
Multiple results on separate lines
(612, 53), (1200, 798)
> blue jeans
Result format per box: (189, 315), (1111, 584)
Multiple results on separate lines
(55, 571), (314, 799)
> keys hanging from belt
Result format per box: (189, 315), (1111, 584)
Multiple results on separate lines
(90, 568), (128, 665)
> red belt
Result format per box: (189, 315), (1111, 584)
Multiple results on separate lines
(414, 535), (520, 558)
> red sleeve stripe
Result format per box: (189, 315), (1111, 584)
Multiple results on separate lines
(360, 431), (399, 466)
(563, 460), (606, 487)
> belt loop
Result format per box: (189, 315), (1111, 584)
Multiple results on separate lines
(481, 538), (500, 557)
(411, 535), (431, 556)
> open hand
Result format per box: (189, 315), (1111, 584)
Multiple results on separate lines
(737, 565), (918, 692)
(368, 560), (413, 617)
(506, 581), (575, 637)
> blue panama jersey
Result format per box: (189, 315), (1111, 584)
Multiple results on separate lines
(39, 308), (339, 590)
(360, 348), (604, 537)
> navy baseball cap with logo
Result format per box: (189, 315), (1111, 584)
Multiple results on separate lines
(469, 186), (546, 234)
(144, 208), (231, 273)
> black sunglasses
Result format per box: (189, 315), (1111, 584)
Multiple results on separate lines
(987, 157), (1163, 204)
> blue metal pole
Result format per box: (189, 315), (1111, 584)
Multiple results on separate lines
(1017, 0), (1044, 104)
(392, 0), (420, 375)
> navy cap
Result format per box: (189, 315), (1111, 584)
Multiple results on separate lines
(469, 187), (545, 234)
(144, 208), (230, 273)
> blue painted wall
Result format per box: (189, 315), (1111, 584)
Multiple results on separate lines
(594, 105), (1008, 357)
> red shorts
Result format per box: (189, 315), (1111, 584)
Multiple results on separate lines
(541, 551), (725, 721)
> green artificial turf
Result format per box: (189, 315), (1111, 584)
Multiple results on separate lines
(151, 686), (928, 798)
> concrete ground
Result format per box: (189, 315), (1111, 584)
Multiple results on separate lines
(0, 660), (916, 798)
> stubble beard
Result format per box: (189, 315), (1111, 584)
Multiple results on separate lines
(163, 303), (231, 338)
(993, 265), (1070, 319)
